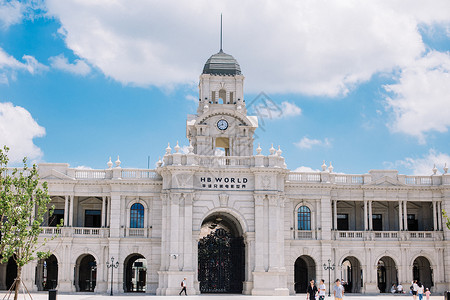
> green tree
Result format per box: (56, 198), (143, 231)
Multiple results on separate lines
(0, 146), (61, 300)
(443, 210), (450, 230)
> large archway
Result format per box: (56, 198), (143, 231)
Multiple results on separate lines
(413, 256), (433, 290)
(294, 255), (316, 293)
(198, 213), (245, 293)
(124, 254), (147, 292)
(36, 255), (58, 291)
(76, 254), (97, 292)
(377, 256), (397, 293)
(341, 256), (362, 293)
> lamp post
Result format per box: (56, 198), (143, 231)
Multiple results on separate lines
(323, 259), (335, 297)
(106, 257), (119, 296)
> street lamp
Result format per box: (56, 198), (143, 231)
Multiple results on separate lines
(106, 257), (119, 296)
(323, 259), (335, 297)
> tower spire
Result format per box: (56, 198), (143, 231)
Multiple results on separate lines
(220, 13), (223, 52)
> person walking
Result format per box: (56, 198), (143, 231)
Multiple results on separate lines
(306, 279), (318, 300)
(179, 277), (187, 296)
(334, 279), (344, 300)
(412, 280), (419, 300)
(318, 279), (326, 300)
(425, 288), (431, 300)
(417, 282), (424, 300)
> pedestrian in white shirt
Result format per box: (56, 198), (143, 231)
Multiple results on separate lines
(318, 279), (326, 300)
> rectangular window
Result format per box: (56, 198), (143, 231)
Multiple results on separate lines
(337, 214), (349, 230)
(84, 210), (101, 228)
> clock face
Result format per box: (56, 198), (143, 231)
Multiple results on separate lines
(217, 119), (228, 130)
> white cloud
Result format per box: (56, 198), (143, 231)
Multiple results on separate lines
(0, 102), (45, 164)
(393, 149), (450, 175)
(185, 95), (198, 102)
(44, 0), (450, 96)
(293, 166), (320, 172)
(252, 101), (301, 120)
(384, 51), (450, 143)
(0, 0), (45, 29)
(0, 47), (48, 84)
(294, 136), (331, 149)
(0, 0), (24, 29)
(49, 54), (91, 75)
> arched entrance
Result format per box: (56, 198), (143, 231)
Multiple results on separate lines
(76, 254), (97, 292)
(36, 255), (58, 291)
(5, 257), (17, 291)
(377, 256), (397, 293)
(341, 256), (362, 293)
(198, 213), (245, 293)
(124, 254), (147, 292)
(294, 255), (316, 293)
(413, 256), (433, 289)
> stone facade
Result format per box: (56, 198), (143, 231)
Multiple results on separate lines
(1, 50), (449, 296)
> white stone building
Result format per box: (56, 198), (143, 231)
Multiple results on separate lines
(1, 48), (449, 296)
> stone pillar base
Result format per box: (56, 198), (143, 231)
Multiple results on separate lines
(251, 271), (289, 296)
(364, 282), (379, 293)
(156, 271), (197, 295)
(57, 280), (73, 292)
(95, 281), (108, 293)
(243, 281), (253, 295)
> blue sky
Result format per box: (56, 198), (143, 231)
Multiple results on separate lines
(0, 0), (449, 175)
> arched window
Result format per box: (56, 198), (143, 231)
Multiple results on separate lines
(130, 203), (144, 228)
(297, 206), (311, 230)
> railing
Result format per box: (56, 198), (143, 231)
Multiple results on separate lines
(336, 231), (364, 239)
(75, 170), (107, 179)
(334, 175), (364, 184)
(294, 230), (315, 239)
(404, 176), (435, 185)
(287, 173), (321, 182)
(197, 156), (254, 167)
(374, 231), (398, 239)
(125, 227), (148, 237)
(334, 230), (443, 241)
(121, 169), (160, 179)
(40, 227), (110, 238)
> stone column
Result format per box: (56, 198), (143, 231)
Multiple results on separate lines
(333, 200), (338, 230)
(403, 200), (408, 230)
(182, 193), (193, 271)
(109, 192), (122, 238)
(268, 195), (279, 271)
(69, 194), (74, 226)
(398, 200), (403, 231)
(101, 196), (106, 227)
(168, 193), (180, 271)
(364, 199), (368, 231)
(254, 194), (265, 271)
(106, 197), (111, 227)
(320, 196), (332, 240)
(433, 201), (437, 231)
(368, 200), (373, 230)
(64, 195), (69, 226)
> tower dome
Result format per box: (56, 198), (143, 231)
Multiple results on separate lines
(202, 50), (242, 76)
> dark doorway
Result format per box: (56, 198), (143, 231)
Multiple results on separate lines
(373, 214), (383, 231)
(6, 257), (17, 291)
(407, 214), (418, 231)
(377, 256), (397, 293)
(413, 256), (433, 289)
(84, 210), (101, 228)
(37, 255), (58, 290)
(48, 209), (64, 227)
(198, 214), (245, 293)
(294, 255), (316, 293)
(77, 255), (96, 292)
(337, 214), (349, 230)
(341, 256), (362, 293)
(124, 254), (147, 292)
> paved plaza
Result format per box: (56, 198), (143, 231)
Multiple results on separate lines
(0, 293), (445, 300)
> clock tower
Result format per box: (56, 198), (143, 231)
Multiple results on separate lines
(186, 49), (258, 156)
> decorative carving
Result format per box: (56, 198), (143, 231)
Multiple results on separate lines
(219, 193), (229, 207)
(268, 195), (278, 206)
(261, 175), (271, 189)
